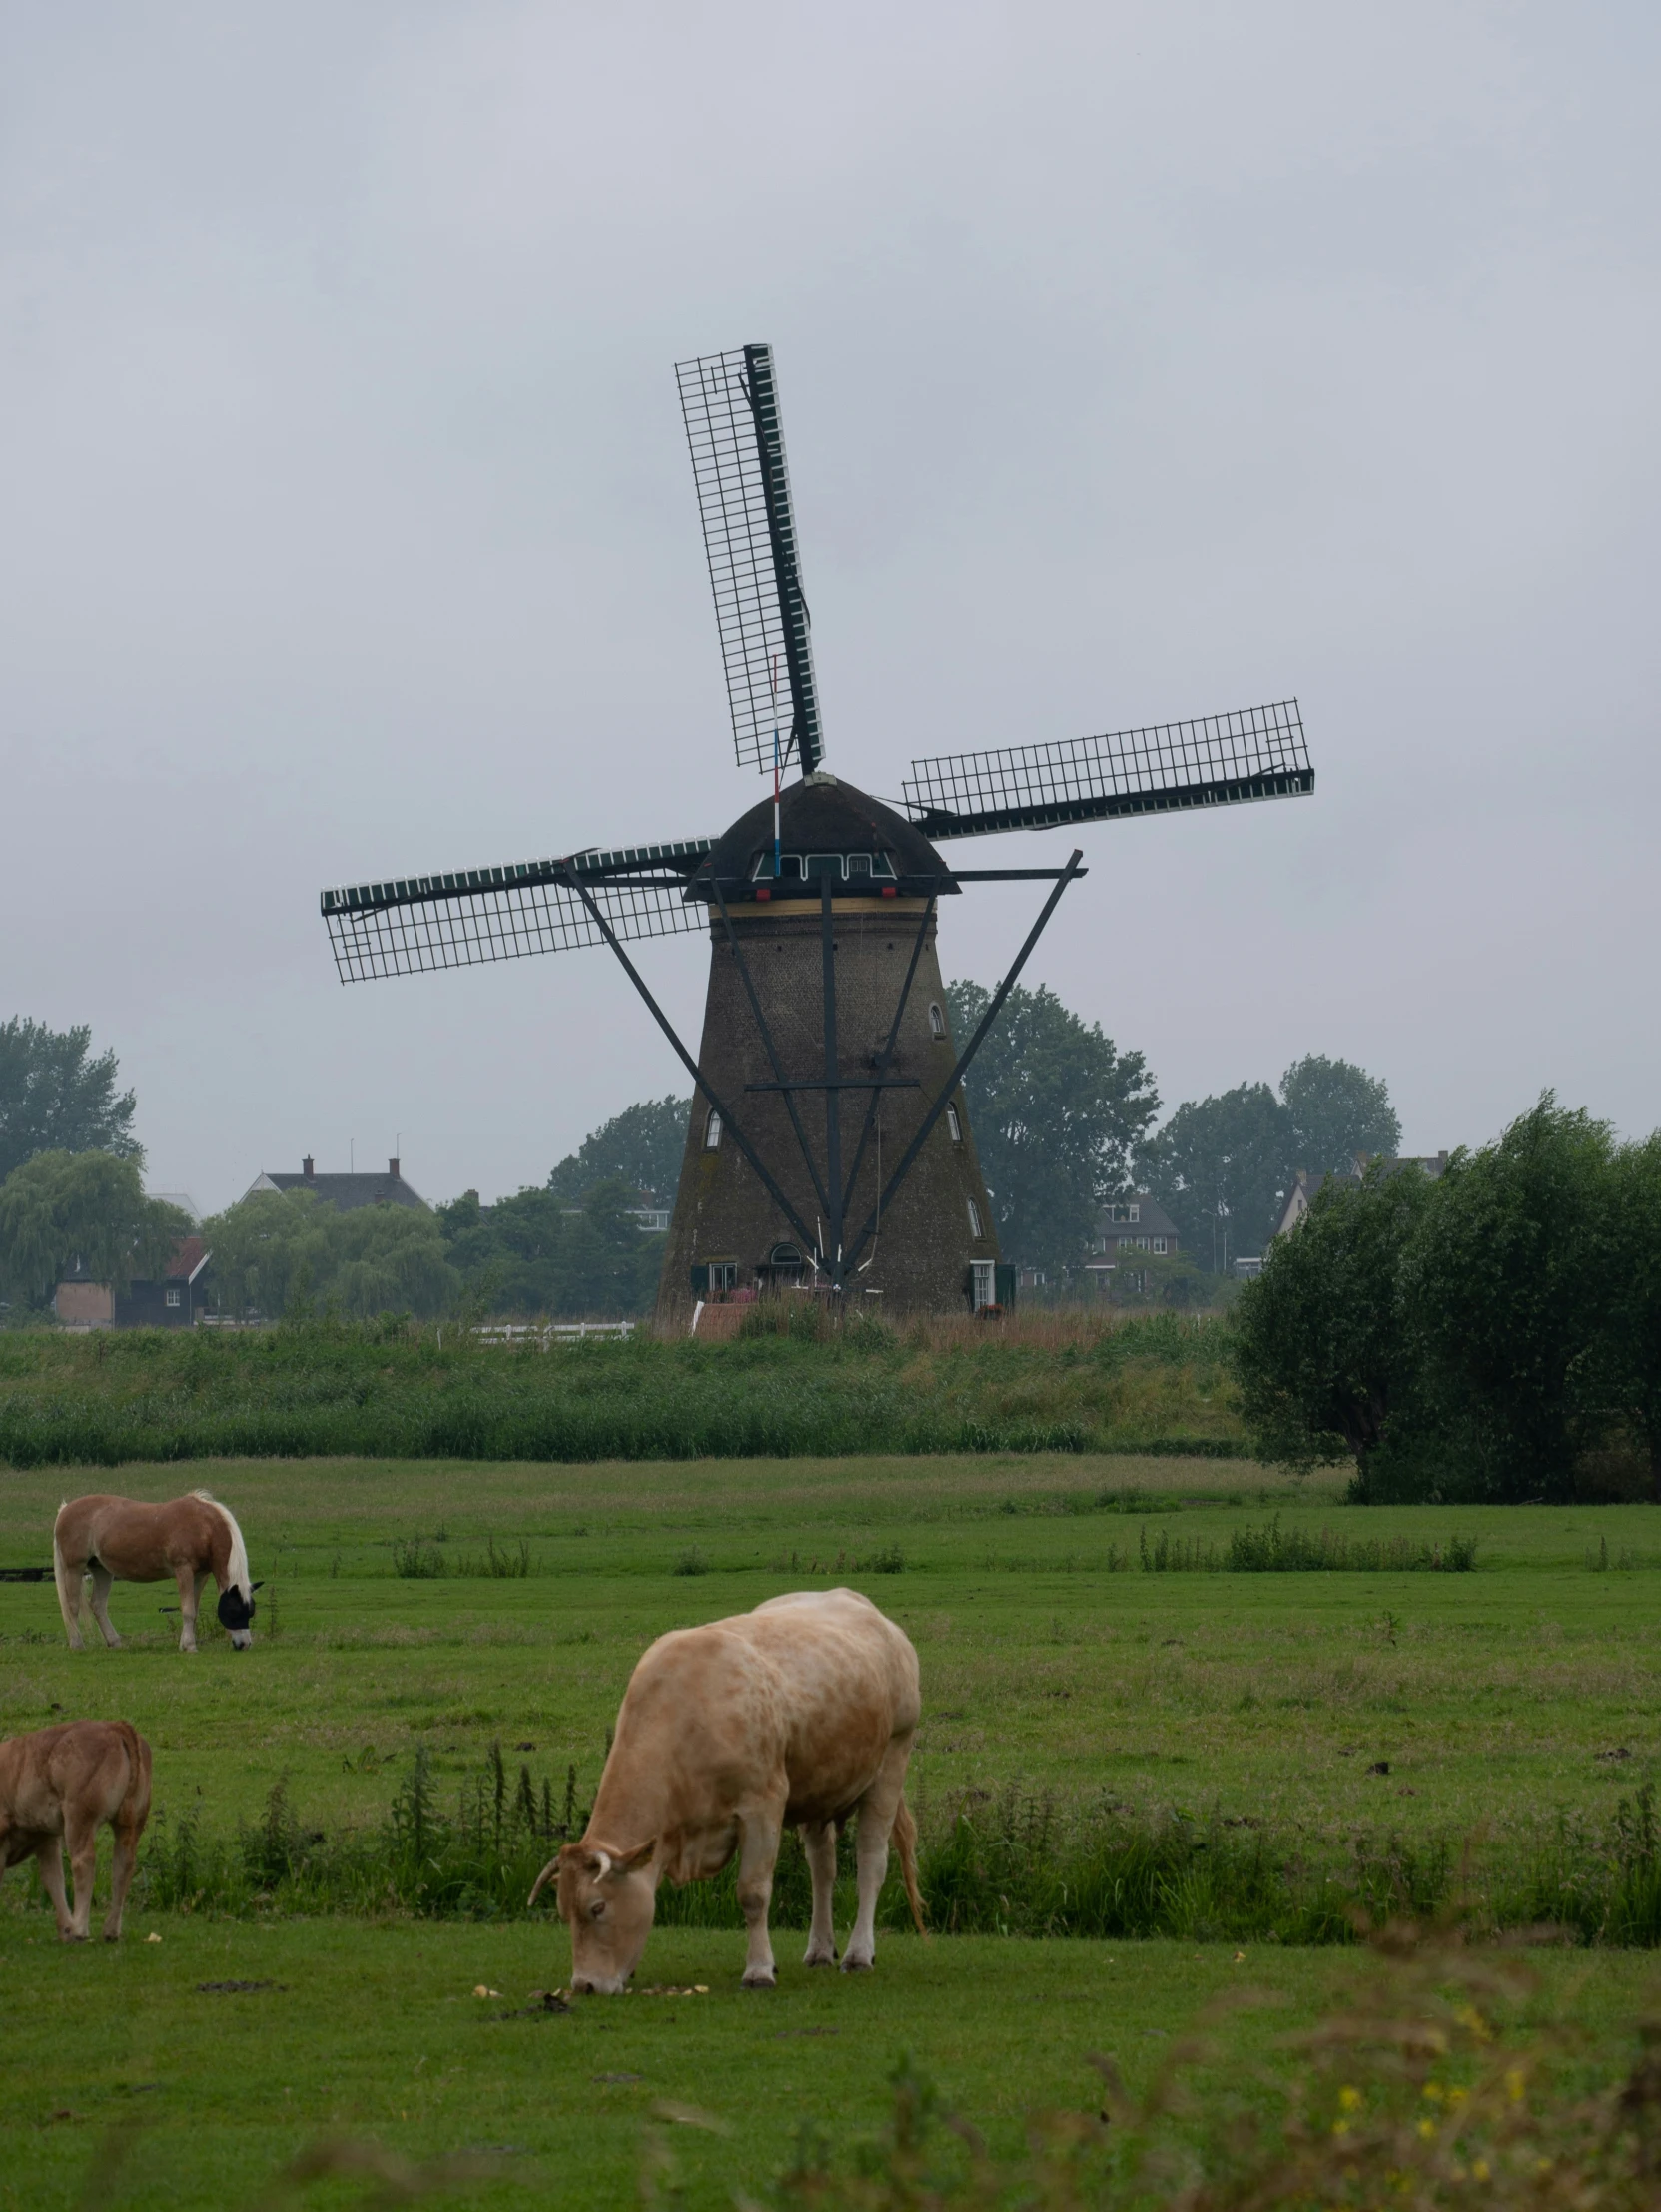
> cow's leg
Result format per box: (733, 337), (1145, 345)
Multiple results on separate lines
(54, 1550), (86, 1651)
(86, 1565), (122, 1649)
(63, 1811), (100, 1940)
(800, 1822), (839, 1966)
(104, 1821), (139, 1941)
(734, 1800), (785, 1989)
(36, 1839), (75, 1939)
(177, 1565), (206, 1653)
(842, 1738), (912, 1973)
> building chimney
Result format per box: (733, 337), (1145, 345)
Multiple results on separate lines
(389, 1156), (401, 1179)
(303, 1155), (315, 1179)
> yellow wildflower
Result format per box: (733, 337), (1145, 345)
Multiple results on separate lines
(1504, 2068), (1526, 2104)
(1472, 2158), (1491, 2183)
(1422, 2081), (1445, 2103)
(1338, 2086), (1363, 2113)
(1417, 2118), (1437, 2140)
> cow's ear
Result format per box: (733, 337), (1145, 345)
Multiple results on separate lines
(611, 1839), (656, 1874)
(251, 1581), (265, 1592)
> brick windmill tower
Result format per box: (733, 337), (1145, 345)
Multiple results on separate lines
(320, 343), (1314, 1321)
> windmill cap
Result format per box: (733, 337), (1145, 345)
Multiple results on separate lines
(692, 776), (954, 896)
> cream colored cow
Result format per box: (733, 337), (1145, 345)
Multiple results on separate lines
(531, 1589), (925, 1991)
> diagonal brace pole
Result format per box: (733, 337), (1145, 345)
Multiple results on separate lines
(838, 893), (936, 1229)
(710, 880), (832, 1224)
(841, 851), (1085, 1274)
(820, 875), (844, 1279)
(559, 870), (819, 1262)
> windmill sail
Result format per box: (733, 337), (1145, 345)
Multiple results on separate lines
(320, 839), (713, 983)
(902, 700), (1312, 839)
(676, 344), (824, 777)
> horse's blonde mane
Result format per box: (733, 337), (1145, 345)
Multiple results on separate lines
(194, 1492), (251, 1596)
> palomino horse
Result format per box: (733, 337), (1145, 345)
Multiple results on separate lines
(54, 1490), (260, 1653)
(0, 1719), (153, 1939)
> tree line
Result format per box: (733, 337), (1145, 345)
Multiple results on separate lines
(1231, 1097), (1661, 1503)
(945, 980), (1400, 1282)
(2, 996), (1414, 1320)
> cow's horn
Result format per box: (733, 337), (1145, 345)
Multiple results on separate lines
(527, 1856), (560, 1909)
(591, 1849), (612, 1880)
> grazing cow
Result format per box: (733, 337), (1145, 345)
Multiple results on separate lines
(529, 1588), (925, 1993)
(0, 1720), (153, 1940)
(53, 1490), (260, 1654)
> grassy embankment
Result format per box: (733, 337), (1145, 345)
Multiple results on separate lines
(0, 1311), (1243, 1465)
(5, 1452), (1661, 2204)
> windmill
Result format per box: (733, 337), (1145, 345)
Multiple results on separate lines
(321, 343), (1313, 1320)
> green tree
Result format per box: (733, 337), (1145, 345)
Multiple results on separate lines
(944, 981), (1159, 1276)
(1231, 1160), (1439, 1481)
(203, 1189), (458, 1320)
(0, 1150), (187, 1307)
(1575, 1132), (1661, 1496)
(436, 1177), (663, 1319)
(547, 1097), (690, 1204)
(1405, 1096), (1614, 1503)
(1280, 1054), (1401, 1175)
(0, 1019), (141, 1183)
(1137, 1082), (1294, 1271)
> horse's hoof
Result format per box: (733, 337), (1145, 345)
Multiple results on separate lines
(839, 1955), (874, 1974)
(741, 1970), (778, 1989)
(802, 1950), (838, 1968)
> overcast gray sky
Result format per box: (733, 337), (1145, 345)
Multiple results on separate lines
(4, 2), (1656, 1214)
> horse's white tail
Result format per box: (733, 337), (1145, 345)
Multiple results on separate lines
(52, 1501), (82, 1645)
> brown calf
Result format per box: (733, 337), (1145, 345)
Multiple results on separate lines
(0, 1720), (153, 1940)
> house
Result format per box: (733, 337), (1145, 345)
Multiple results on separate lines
(1272, 1152), (1450, 1240)
(1083, 1192), (1181, 1292)
(116, 1236), (213, 1328)
(54, 1236), (214, 1331)
(243, 1155), (429, 1214)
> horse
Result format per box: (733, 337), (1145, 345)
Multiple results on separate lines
(0, 1719), (153, 1940)
(53, 1490), (260, 1653)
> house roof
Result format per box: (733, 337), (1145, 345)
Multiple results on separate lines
(1096, 1191), (1181, 1240)
(167, 1236), (211, 1284)
(244, 1161), (429, 1214)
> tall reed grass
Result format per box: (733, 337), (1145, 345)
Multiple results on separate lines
(0, 1310), (1246, 1468)
(99, 1750), (1661, 1949)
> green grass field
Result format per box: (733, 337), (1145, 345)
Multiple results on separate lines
(3, 1451), (1661, 2207)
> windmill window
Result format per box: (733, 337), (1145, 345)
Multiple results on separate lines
(703, 1108), (722, 1150)
(946, 1104), (962, 1144)
(971, 1259), (995, 1309)
(967, 1198), (984, 1238)
(928, 1003), (946, 1040)
(751, 852), (804, 880)
(708, 1261), (738, 1291)
(805, 853), (843, 880)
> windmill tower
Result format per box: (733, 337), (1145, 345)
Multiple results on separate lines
(320, 342), (1314, 1322)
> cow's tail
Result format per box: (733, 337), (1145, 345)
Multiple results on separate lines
(113, 1722), (152, 1835)
(893, 1793), (928, 1938)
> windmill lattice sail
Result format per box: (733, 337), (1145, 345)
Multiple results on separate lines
(319, 841), (713, 983)
(902, 700), (1311, 839)
(676, 344), (823, 777)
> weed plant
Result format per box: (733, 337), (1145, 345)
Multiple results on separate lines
(767, 1921), (1661, 2210)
